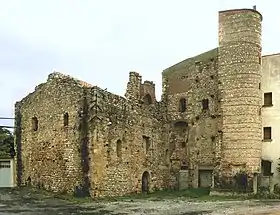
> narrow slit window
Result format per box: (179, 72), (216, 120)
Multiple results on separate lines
(63, 112), (69, 126)
(32, 117), (38, 131)
(179, 98), (187, 112)
(143, 136), (151, 154)
(116, 140), (122, 158)
(202, 99), (209, 110)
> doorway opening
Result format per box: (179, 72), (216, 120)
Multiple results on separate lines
(141, 171), (150, 193)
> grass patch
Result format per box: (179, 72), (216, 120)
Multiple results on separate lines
(5, 186), (263, 204)
(46, 187), (251, 203)
(94, 188), (215, 202)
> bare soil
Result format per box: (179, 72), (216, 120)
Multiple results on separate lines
(0, 188), (280, 215)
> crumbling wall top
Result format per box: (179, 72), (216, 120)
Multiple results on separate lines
(143, 80), (155, 86)
(48, 72), (94, 88)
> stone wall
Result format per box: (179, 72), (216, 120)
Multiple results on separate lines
(15, 7), (267, 197)
(162, 49), (220, 188)
(218, 9), (262, 182)
(15, 71), (171, 198)
(15, 73), (89, 193)
(87, 73), (170, 197)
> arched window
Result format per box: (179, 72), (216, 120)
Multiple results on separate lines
(32, 117), (38, 131)
(116, 139), (122, 158)
(179, 98), (186, 112)
(143, 94), (152, 105)
(63, 112), (69, 126)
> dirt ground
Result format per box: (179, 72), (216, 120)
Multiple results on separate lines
(1, 188), (280, 215)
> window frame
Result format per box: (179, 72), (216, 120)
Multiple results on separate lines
(263, 92), (273, 107)
(263, 126), (272, 141)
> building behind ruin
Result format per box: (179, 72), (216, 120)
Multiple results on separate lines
(14, 8), (280, 197)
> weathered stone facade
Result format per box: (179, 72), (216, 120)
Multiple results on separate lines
(15, 8), (269, 197)
(217, 9), (262, 187)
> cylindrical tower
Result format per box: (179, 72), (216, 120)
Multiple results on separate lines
(218, 9), (262, 180)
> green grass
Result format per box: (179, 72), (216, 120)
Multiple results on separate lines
(11, 186), (274, 204)
(89, 188), (245, 202)
(53, 187), (257, 203)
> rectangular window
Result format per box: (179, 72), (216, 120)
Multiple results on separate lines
(264, 92), (272, 106)
(202, 99), (209, 110)
(261, 160), (272, 176)
(263, 127), (272, 141)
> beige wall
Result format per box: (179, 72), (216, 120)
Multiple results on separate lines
(261, 54), (280, 184)
(15, 73), (85, 193)
(162, 49), (219, 188)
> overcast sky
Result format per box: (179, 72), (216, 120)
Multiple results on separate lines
(0, 0), (279, 128)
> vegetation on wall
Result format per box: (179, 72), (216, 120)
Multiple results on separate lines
(276, 158), (280, 173)
(0, 127), (15, 158)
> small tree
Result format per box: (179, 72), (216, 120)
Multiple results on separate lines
(0, 127), (15, 158)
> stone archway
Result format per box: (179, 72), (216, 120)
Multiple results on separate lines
(141, 171), (150, 193)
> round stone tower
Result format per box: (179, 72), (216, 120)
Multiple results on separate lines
(218, 9), (262, 180)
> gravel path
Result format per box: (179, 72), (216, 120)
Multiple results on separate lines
(1, 188), (280, 214)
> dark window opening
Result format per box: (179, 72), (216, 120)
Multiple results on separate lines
(181, 142), (186, 148)
(32, 117), (38, 131)
(210, 75), (214, 79)
(165, 149), (169, 163)
(179, 98), (187, 112)
(143, 136), (151, 154)
(259, 56), (262, 65)
(116, 140), (122, 158)
(202, 99), (209, 110)
(259, 83), (261, 90)
(261, 160), (272, 176)
(143, 94), (152, 105)
(174, 121), (188, 135)
(264, 92), (272, 106)
(263, 127), (272, 141)
(63, 112), (69, 126)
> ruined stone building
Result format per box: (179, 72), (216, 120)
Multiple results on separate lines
(14, 8), (279, 197)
